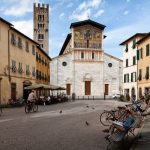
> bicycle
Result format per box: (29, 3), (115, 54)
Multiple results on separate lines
(25, 101), (38, 113)
(100, 106), (129, 126)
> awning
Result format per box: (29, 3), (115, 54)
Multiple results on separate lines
(24, 84), (65, 90)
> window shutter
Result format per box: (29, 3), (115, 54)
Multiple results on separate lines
(137, 50), (139, 60)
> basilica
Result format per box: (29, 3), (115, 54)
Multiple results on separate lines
(50, 19), (123, 99)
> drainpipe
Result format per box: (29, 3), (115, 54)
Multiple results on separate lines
(137, 45), (139, 99)
(8, 28), (11, 82)
(0, 77), (2, 105)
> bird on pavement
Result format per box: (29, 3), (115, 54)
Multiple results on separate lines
(85, 121), (90, 126)
(86, 105), (89, 108)
(59, 110), (62, 114)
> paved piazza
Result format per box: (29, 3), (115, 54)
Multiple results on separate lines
(0, 100), (127, 150)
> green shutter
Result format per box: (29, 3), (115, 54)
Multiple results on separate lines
(146, 44), (149, 56)
(137, 50), (139, 60)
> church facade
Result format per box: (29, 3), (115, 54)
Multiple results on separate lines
(50, 20), (123, 99)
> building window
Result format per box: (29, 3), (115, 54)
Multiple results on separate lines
(25, 41), (29, 52)
(81, 52), (84, 59)
(11, 60), (17, 72)
(132, 39), (136, 49)
(108, 63), (112, 67)
(145, 66), (149, 80)
(62, 61), (67, 66)
(11, 33), (16, 45)
(138, 69), (142, 81)
(146, 44), (150, 56)
(26, 65), (30, 75)
(18, 62), (23, 73)
(32, 45), (35, 55)
(124, 74), (129, 83)
(38, 15), (44, 21)
(40, 44), (44, 48)
(125, 44), (128, 52)
(126, 59), (128, 67)
(133, 56), (136, 65)
(36, 70), (39, 79)
(18, 37), (22, 49)
(131, 72), (136, 82)
(92, 52), (94, 59)
(38, 23), (44, 29)
(139, 88), (142, 98)
(38, 34), (44, 40)
(32, 67), (35, 77)
(39, 54), (41, 63)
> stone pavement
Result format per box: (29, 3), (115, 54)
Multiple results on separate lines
(130, 115), (150, 150)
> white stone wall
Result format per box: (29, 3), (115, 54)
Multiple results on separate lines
(50, 52), (73, 93)
(104, 53), (123, 97)
(74, 62), (104, 96)
(50, 51), (123, 98)
(123, 39), (137, 98)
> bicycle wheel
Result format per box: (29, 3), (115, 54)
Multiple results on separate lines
(100, 111), (114, 126)
(33, 103), (38, 112)
(25, 103), (31, 113)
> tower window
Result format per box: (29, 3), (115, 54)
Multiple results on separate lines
(38, 34), (44, 40)
(38, 15), (44, 21)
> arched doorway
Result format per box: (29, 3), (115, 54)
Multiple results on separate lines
(23, 80), (32, 100)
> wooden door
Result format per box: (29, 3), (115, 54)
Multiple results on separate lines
(105, 84), (109, 95)
(66, 84), (71, 95)
(11, 83), (16, 100)
(85, 81), (91, 95)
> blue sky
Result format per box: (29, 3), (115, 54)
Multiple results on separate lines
(0, 0), (150, 58)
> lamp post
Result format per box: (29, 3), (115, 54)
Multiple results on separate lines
(0, 77), (2, 105)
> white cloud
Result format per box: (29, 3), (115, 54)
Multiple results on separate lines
(11, 20), (33, 38)
(69, 9), (91, 21)
(2, 0), (45, 16)
(69, 0), (102, 21)
(94, 9), (104, 17)
(59, 13), (65, 19)
(123, 10), (129, 15)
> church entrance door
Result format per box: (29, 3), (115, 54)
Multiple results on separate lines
(66, 84), (71, 95)
(85, 81), (91, 95)
(105, 84), (109, 95)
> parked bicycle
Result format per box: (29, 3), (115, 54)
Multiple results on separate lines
(25, 101), (38, 113)
(100, 106), (128, 126)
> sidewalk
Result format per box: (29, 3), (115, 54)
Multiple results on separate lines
(131, 115), (150, 150)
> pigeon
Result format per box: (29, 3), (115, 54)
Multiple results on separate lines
(86, 105), (89, 108)
(59, 110), (62, 114)
(92, 107), (95, 110)
(85, 121), (90, 126)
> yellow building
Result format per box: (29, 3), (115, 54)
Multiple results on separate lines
(36, 46), (51, 84)
(0, 17), (51, 104)
(137, 33), (150, 97)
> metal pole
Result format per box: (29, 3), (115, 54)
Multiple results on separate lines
(0, 77), (2, 105)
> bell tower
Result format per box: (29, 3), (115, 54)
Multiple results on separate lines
(33, 3), (49, 54)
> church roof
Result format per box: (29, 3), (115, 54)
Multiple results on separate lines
(70, 19), (106, 30)
(59, 33), (72, 56)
